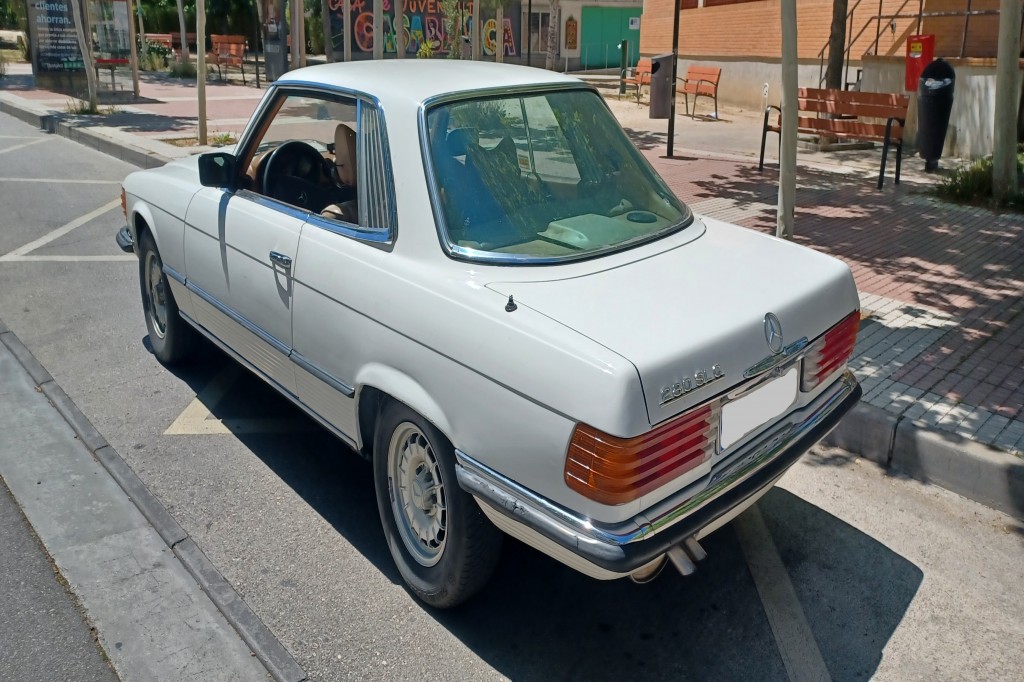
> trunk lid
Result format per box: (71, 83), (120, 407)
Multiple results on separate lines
(488, 217), (859, 427)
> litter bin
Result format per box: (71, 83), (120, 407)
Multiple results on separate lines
(916, 58), (955, 172)
(649, 53), (674, 119)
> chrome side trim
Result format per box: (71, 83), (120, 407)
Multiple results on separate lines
(304, 213), (392, 245)
(238, 190), (312, 222)
(456, 371), (859, 562)
(184, 280), (291, 356)
(290, 351), (355, 398)
(163, 264), (186, 285)
(177, 310), (358, 449)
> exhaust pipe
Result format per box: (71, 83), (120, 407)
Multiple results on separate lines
(629, 535), (710, 582)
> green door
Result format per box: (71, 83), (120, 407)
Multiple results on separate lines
(579, 7), (641, 70)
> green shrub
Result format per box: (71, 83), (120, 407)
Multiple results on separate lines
(65, 98), (100, 115)
(934, 150), (1024, 209)
(417, 40), (434, 59)
(168, 56), (197, 79)
(141, 41), (170, 71)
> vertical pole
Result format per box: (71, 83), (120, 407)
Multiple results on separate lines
(290, 0), (300, 67)
(917, 0), (923, 35)
(396, 0), (405, 58)
(777, 0), (797, 240)
(343, 0), (351, 61)
(666, 0), (681, 158)
(993, 0), (1022, 200)
(527, 0), (532, 66)
(322, 0), (334, 61)
(874, 0), (882, 55)
(472, 0), (480, 60)
(618, 39), (626, 95)
(960, 0), (973, 59)
(298, 0), (307, 66)
(127, 0), (140, 98)
(373, 0), (383, 59)
(253, 0), (262, 86)
(198, 0), (207, 145)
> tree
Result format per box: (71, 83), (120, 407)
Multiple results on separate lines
(544, 0), (559, 70)
(321, 0), (333, 61)
(825, 0), (848, 89)
(70, 0), (99, 111)
(176, 0), (191, 63)
(439, 0), (461, 58)
(993, 0), (1022, 201)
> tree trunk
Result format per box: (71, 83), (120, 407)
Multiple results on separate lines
(993, 0), (1022, 201)
(471, 0), (480, 60)
(70, 0), (98, 111)
(825, 0), (848, 89)
(373, 0), (383, 59)
(343, 0), (351, 61)
(176, 0), (190, 63)
(777, 0), (798, 240)
(197, 0), (207, 145)
(321, 0), (334, 62)
(545, 0), (559, 70)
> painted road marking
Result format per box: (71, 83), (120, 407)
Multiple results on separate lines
(735, 504), (832, 682)
(0, 199), (125, 263)
(165, 364), (314, 436)
(0, 177), (121, 184)
(0, 137), (49, 156)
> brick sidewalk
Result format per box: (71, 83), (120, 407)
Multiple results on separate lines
(642, 151), (1024, 455)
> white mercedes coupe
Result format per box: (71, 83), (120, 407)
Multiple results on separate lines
(118, 61), (862, 608)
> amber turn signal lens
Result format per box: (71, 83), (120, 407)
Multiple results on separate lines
(120, 187), (127, 219)
(565, 404), (719, 506)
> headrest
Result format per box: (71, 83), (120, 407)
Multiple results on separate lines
(445, 127), (478, 157)
(334, 123), (357, 187)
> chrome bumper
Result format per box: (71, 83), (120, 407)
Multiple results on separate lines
(455, 370), (861, 574)
(115, 225), (134, 253)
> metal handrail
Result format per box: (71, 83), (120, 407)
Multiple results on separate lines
(819, 0), (1007, 90)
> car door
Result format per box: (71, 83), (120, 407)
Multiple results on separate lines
(290, 100), (397, 441)
(183, 186), (303, 394)
(182, 88), (349, 396)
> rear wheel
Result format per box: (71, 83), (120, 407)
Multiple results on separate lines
(373, 401), (501, 608)
(138, 230), (196, 365)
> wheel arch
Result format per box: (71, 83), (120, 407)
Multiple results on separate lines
(131, 201), (158, 249)
(354, 364), (455, 458)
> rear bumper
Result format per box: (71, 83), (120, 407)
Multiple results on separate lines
(456, 370), (861, 575)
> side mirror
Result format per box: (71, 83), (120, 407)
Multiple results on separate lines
(198, 152), (238, 189)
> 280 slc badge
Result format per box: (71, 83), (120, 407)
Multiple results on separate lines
(660, 364), (725, 405)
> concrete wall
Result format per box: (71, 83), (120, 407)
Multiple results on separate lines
(672, 57), (830, 111)
(862, 56), (1022, 159)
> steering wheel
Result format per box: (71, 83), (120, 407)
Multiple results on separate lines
(261, 140), (327, 209)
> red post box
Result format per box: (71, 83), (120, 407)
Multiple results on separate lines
(905, 34), (935, 92)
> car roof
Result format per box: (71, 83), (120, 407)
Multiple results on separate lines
(277, 61), (585, 107)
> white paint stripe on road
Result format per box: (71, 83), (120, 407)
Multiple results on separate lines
(0, 137), (48, 156)
(735, 504), (832, 682)
(0, 177), (121, 184)
(0, 199), (120, 261)
(2, 255), (136, 262)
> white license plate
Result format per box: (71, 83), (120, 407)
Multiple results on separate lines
(720, 367), (798, 450)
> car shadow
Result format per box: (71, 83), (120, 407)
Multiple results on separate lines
(165, 342), (924, 681)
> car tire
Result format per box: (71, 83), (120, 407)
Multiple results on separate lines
(138, 230), (196, 365)
(373, 400), (502, 608)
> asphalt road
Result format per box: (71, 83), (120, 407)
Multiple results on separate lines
(1, 109), (1022, 681)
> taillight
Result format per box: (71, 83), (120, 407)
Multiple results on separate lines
(565, 403), (720, 505)
(801, 311), (860, 391)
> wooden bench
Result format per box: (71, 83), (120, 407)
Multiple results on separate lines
(679, 65), (722, 119)
(758, 88), (910, 189)
(624, 58), (653, 104)
(208, 34), (247, 84)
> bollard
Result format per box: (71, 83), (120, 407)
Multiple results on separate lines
(618, 40), (628, 95)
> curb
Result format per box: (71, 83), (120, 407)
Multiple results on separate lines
(0, 96), (172, 169)
(825, 402), (1024, 521)
(0, 323), (307, 682)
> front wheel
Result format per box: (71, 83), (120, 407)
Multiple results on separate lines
(373, 401), (501, 608)
(138, 230), (196, 365)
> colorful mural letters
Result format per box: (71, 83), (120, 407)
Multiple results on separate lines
(327, 0), (519, 56)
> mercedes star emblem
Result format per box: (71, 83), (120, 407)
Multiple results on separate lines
(764, 312), (784, 355)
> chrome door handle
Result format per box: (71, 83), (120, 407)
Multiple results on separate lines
(269, 251), (292, 269)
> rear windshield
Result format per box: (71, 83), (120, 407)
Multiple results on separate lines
(425, 89), (692, 263)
